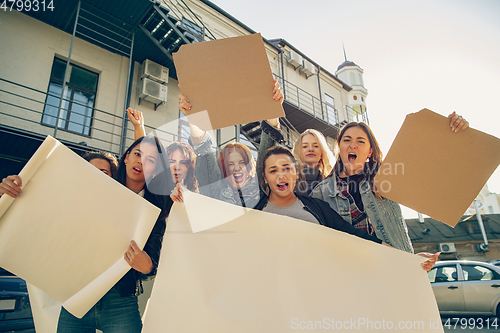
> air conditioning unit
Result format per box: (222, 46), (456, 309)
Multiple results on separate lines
(286, 50), (302, 69)
(439, 243), (456, 254)
(139, 78), (168, 105)
(300, 59), (316, 78)
(141, 59), (169, 85)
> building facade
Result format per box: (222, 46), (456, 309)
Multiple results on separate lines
(0, 0), (368, 176)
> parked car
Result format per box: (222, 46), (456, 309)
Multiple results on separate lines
(488, 260), (500, 267)
(0, 267), (35, 332)
(428, 260), (500, 317)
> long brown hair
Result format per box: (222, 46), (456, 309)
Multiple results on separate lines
(166, 141), (199, 193)
(331, 122), (383, 199)
(217, 142), (256, 178)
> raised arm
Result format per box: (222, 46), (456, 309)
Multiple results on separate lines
(178, 93), (206, 145)
(178, 93), (222, 197)
(127, 107), (146, 140)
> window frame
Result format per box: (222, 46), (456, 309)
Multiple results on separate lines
(41, 57), (99, 137)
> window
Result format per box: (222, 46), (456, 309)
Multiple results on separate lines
(181, 18), (203, 42)
(349, 72), (356, 86)
(358, 74), (364, 86)
(41, 58), (98, 136)
(324, 94), (336, 125)
(428, 265), (458, 283)
(461, 265), (500, 281)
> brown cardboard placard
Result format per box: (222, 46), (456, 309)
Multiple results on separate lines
(173, 33), (285, 131)
(374, 109), (500, 227)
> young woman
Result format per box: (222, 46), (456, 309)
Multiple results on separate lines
(311, 113), (469, 271)
(126, 107), (199, 196)
(82, 151), (118, 177)
(56, 135), (172, 333)
(1, 136), (173, 332)
(253, 145), (383, 243)
(292, 129), (335, 196)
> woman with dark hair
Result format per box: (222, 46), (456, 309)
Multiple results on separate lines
(56, 135), (173, 333)
(82, 151), (119, 178)
(253, 145), (382, 243)
(311, 114), (469, 270)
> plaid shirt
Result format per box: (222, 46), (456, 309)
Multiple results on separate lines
(336, 176), (375, 235)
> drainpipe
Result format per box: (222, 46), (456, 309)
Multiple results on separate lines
(53, 0), (81, 138)
(279, 46), (286, 100)
(119, 30), (135, 155)
(317, 65), (324, 120)
(473, 200), (489, 252)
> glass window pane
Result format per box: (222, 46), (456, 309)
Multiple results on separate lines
(67, 89), (94, 135)
(42, 59), (98, 136)
(51, 58), (67, 81)
(42, 82), (71, 128)
(69, 66), (98, 92)
(462, 265), (499, 281)
(430, 265), (457, 283)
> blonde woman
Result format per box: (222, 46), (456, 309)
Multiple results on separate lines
(292, 129), (335, 195)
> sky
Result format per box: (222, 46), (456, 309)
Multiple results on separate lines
(211, 0), (500, 218)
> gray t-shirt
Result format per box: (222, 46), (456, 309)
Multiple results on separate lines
(263, 197), (319, 224)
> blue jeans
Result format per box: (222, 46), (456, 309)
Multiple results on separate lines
(57, 288), (142, 333)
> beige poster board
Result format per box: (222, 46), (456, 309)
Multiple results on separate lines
(375, 109), (500, 226)
(27, 284), (61, 333)
(0, 136), (161, 318)
(142, 191), (443, 332)
(173, 33), (285, 131)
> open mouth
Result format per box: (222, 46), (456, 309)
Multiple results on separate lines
(132, 166), (142, 174)
(276, 182), (289, 191)
(348, 153), (357, 163)
(232, 173), (245, 183)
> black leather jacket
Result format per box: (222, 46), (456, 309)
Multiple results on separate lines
(254, 193), (382, 244)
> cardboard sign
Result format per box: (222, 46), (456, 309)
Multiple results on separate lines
(142, 191), (443, 332)
(375, 109), (500, 226)
(173, 33), (285, 131)
(0, 136), (161, 318)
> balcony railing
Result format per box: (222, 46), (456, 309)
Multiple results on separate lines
(274, 74), (369, 128)
(274, 74), (339, 127)
(0, 78), (186, 154)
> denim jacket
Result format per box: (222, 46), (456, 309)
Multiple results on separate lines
(311, 177), (414, 253)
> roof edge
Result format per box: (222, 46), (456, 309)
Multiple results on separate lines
(198, 0), (279, 51)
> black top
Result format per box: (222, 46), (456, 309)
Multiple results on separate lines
(339, 173), (364, 211)
(113, 173), (174, 297)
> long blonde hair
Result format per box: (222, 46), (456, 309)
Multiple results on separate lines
(293, 128), (335, 178)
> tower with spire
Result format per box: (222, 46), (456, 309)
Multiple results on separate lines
(335, 45), (368, 123)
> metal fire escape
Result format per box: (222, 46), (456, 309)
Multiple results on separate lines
(140, 0), (300, 150)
